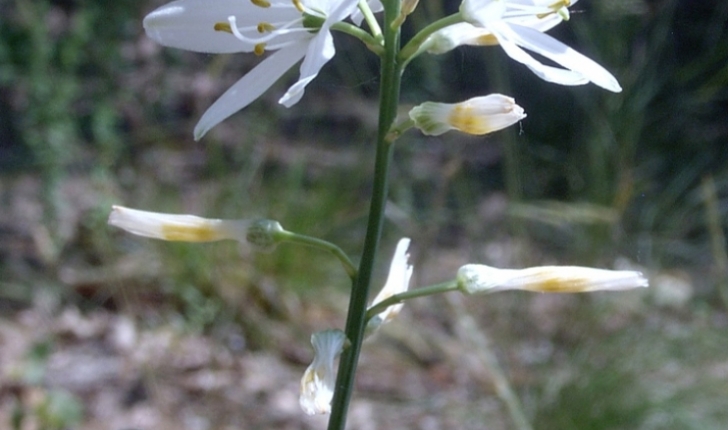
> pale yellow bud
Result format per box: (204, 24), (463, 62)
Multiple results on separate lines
(457, 264), (649, 294)
(409, 94), (526, 136)
(108, 206), (250, 242)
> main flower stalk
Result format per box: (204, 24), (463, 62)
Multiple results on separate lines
(327, 0), (402, 428)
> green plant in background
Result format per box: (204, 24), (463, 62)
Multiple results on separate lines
(7, 340), (84, 430)
(0, 0), (133, 264)
(107, 0), (652, 429)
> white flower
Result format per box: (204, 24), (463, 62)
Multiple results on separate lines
(367, 238), (413, 331)
(108, 205), (250, 242)
(299, 329), (348, 415)
(427, 0), (621, 92)
(457, 264), (649, 294)
(409, 94), (526, 136)
(108, 205), (285, 252)
(143, 0), (360, 140)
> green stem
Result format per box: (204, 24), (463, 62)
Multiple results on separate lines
(398, 12), (463, 65)
(327, 0), (402, 428)
(331, 22), (384, 56)
(386, 117), (415, 143)
(357, 0), (383, 41)
(365, 280), (458, 321)
(275, 230), (358, 281)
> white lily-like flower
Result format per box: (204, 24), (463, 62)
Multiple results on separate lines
(457, 264), (649, 294)
(366, 238), (413, 332)
(108, 205), (250, 242)
(299, 329), (348, 415)
(108, 205), (285, 251)
(427, 0), (621, 92)
(409, 94), (526, 136)
(143, 0), (360, 140)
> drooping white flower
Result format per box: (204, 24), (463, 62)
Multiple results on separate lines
(367, 238), (413, 331)
(428, 0), (621, 92)
(299, 329), (348, 415)
(143, 0), (360, 140)
(409, 94), (526, 136)
(108, 205), (250, 242)
(108, 205), (284, 251)
(457, 264), (649, 294)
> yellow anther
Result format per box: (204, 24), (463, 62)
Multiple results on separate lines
(254, 43), (266, 56)
(537, 0), (571, 20)
(292, 0), (305, 12)
(257, 22), (276, 33)
(214, 22), (233, 34)
(549, 0), (570, 8)
(251, 0), (271, 7)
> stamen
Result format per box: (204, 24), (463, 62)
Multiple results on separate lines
(254, 43), (266, 56)
(214, 22), (233, 34)
(251, 0), (271, 8)
(292, 0), (305, 13)
(226, 15), (308, 46)
(257, 22), (276, 33)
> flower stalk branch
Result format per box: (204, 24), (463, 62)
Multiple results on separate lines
(275, 230), (358, 280)
(365, 280), (458, 322)
(398, 13), (463, 65)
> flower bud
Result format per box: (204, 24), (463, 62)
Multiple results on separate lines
(108, 205), (285, 252)
(457, 264), (649, 294)
(108, 205), (249, 242)
(409, 94), (526, 136)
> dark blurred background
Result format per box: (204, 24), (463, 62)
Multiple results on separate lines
(1, 0), (727, 429)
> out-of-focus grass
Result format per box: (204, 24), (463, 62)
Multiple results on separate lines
(1, 0), (728, 428)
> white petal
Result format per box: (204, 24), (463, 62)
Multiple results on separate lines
(194, 41), (308, 140)
(495, 22), (622, 92)
(489, 21), (590, 86)
(279, 0), (358, 107)
(461, 0), (506, 26)
(368, 238), (412, 327)
(143, 0), (300, 53)
(299, 330), (347, 415)
(278, 31), (333, 107)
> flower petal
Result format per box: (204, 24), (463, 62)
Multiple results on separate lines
(278, 0), (359, 107)
(493, 21), (622, 92)
(460, 0), (506, 26)
(367, 238), (412, 331)
(194, 41), (308, 140)
(278, 30), (333, 107)
(143, 0), (300, 53)
(299, 329), (348, 415)
(488, 21), (590, 86)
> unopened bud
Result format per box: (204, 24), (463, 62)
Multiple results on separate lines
(457, 264), (649, 294)
(409, 94), (525, 136)
(108, 205), (249, 242)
